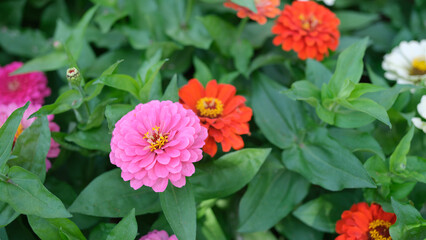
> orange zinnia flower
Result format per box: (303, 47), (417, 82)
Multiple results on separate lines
(272, 1), (340, 61)
(224, 0), (281, 25)
(336, 202), (396, 240)
(179, 79), (252, 157)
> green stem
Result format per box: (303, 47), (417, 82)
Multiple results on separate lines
(185, 0), (195, 25)
(236, 17), (248, 40)
(78, 85), (91, 117)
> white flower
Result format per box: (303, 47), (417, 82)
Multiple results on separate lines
(382, 40), (426, 86)
(297, 0), (335, 6)
(412, 95), (426, 133)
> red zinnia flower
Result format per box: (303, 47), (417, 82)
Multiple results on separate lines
(179, 79), (252, 157)
(272, 1), (340, 61)
(336, 202), (396, 240)
(224, 0), (281, 25)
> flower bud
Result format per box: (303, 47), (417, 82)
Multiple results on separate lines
(66, 67), (81, 86)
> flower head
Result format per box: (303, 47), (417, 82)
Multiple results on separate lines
(382, 40), (426, 86)
(336, 202), (396, 240)
(0, 103), (60, 171)
(110, 100), (208, 192)
(412, 95), (426, 132)
(179, 79), (252, 157)
(0, 62), (51, 105)
(139, 230), (178, 240)
(224, 0), (281, 25)
(272, 1), (340, 61)
(66, 67), (81, 86)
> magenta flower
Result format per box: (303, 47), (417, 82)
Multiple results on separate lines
(0, 103), (60, 171)
(139, 230), (178, 240)
(110, 100), (208, 192)
(0, 62), (51, 105)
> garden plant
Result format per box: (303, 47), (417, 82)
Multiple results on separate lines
(1, 0), (426, 239)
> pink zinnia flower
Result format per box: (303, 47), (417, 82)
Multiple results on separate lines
(139, 230), (178, 240)
(0, 62), (51, 105)
(110, 100), (208, 192)
(0, 103), (60, 171)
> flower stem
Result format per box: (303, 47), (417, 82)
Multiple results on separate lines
(78, 85), (91, 117)
(236, 17), (249, 40)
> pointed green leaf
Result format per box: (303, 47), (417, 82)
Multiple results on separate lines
(28, 215), (86, 240)
(106, 209), (137, 240)
(0, 166), (71, 218)
(69, 169), (160, 217)
(0, 102), (29, 168)
(9, 117), (51, 181)
(160, 184), (196, 240)
(191, 148), (271, 200)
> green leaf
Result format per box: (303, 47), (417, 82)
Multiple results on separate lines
(293, 191), (362, 233)
(89, 223), (115, 240)
(80, 98), (116, 131)
(390, 126), (414, 173)
(69, 169), (160, 217)
(106, 209), (137, 240)
(238, 156), (309, 232)
(390, 198), (426, 240)
(97, 74), (139, 98)
(247, 54), (285, 76)
(251, 74), (307, 149)
(230, 0), (257, 13)
(30, 90), (83, 118)
(28, 215), (86, 240)
(65, 125), (111, 152)
(96, 8), (128, 33)
(306, 59), (332, 88)
(0, 28), (50, 58)
(348, 83), (386, 100)
(284, 80), (321, 106)
(193, 57), (213, 86)
(84, 59), (124, 101)
(119, 26), (151, 49)
(336, 11), (379, 31)
(0, 227), (8, 240)
(328, 128), (385, 160)
(364, 155), (391, 186)
(282, 128), (376, 191)
(0, 202), (19, 227)
(339, 98), (391, 127)
(191, 148), (270, 200)
(161, 75), (179, 102)
(0, 166), (71, 218)
(12, 51), (68, 74)
(275, 215), (323, 240)
(231, 39), (254, 75)
(200, 15), (237, 56)
(0, 102), (28, 168)
(160, 184), (196, 240)
(328, 38), (369, 95)
(9, 117), (51, 182)
(105, 104), (134, 131)
(199, 208), (227, 240)
(138, 53), (168, 102)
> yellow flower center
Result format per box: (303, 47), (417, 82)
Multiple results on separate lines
(299, 14), (320, 31)
(143, 126), (169, 151)
(411, 57), (426, 76)
(196, 97), (224, 118)
(368, 219), (392, 240)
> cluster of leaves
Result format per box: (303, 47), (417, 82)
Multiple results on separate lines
(1, 0), (426, 239)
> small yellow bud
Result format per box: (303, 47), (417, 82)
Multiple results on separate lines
(66, 67), (81, 86)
